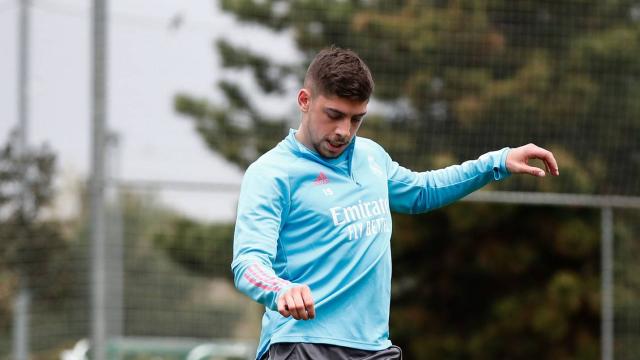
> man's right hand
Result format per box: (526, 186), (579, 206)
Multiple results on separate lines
(277, 284), (316, 320)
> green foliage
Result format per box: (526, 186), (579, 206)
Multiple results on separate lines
(218, 39), (296, 94)
(115, 193), (254, 339)
(153, 218), (235, 279)
(0, 131), (72, 325)
(391, 204), (601, 359)
(614, 210), (640, 358)
(178, 0), (640, 195)
(0, 130), (75, 355)
(174, 0), (640, 357)
(174, 84), (288, 169)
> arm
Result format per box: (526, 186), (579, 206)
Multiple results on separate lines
(386, 143), (559, 214)
(386, 148), (510, 214)
(231, 165), (315, 320)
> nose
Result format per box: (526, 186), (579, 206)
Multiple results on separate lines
(335, 118), (350, 139)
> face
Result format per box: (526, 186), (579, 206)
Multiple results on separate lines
(296, 88), (368, 158)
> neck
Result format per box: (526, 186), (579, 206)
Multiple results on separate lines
(295, 123), (311, 150)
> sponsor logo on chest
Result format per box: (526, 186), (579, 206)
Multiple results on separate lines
(329, 198), (391, 240)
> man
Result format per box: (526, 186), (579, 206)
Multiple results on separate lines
(232, 46), (559, 360)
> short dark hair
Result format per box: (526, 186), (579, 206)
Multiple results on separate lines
(304, 46), (374, 101)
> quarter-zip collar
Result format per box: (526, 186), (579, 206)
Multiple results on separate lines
(284, 129), (358, 182)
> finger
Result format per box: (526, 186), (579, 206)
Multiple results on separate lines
(520, 164), (546, 177)
(277, 294), (291, 318)
(543, 153), (559, 176)
(530, 147), (559, 176)
(291, 291), (308, 320)
(301, 288), (315, 319)
(285, 294), (301, 319)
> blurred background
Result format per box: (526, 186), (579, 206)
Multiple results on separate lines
(1, 0), (639, 359)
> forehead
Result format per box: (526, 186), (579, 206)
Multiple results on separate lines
(317, 94), (368, 114)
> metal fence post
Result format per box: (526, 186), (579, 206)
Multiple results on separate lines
(12, 289), (29, 360)
(601, 207), (614, 360)
(90, 0), (108, 359)
(14, 1), (31, 359)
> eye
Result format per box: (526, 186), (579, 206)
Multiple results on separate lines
(352, 116), (363, 123)
(325, 110), (343, 120)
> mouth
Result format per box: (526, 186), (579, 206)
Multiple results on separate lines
(326, 140), (347, 153)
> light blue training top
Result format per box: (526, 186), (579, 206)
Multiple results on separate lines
(231, 129), (511, 360)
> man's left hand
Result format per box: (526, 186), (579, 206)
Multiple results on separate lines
(506, 143), (560, 177)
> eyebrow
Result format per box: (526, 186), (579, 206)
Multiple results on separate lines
(324, 107), (367, 118)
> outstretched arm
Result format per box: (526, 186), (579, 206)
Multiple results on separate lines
(506, 143), (560, 177)
(384, 144), (560, 214)
(385, 147), (512, 213)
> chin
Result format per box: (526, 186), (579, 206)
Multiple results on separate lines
(320, 152), (338, 159)
(319, 149), (341, 159)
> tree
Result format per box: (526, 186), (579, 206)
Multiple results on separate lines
(0, 130), (73, 355)
(116, 193), (252, 338)
(174, 1), (640, 358)
(152, 218), (234, 279)
(177, 0), (640, 195)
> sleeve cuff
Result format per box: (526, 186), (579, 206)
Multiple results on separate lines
(493, 147), (511, 180)
(273, 282), (301, 310)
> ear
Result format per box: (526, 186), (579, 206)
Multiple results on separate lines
(297, 88), (311, 112)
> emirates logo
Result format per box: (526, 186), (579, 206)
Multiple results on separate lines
(313, 172), (330, 185)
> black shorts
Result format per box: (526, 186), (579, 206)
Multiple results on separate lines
(260, 342), (402, 360)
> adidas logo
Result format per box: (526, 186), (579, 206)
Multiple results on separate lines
(313, 172), (329, 185)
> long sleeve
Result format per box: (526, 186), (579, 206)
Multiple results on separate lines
(231, 164), (298, 311)
(386, 148), (511, 214)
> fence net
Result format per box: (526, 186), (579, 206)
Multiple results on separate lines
(1, 189), (260, 360)
(179, 0), (640, 197)
(615, 209), (640, 359)
(2, 0), (640, 359)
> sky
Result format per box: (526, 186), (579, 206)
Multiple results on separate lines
(0, 0), (302, 221)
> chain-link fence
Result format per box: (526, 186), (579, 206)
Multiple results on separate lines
(2, 0), (640, 359)
(614, 209), (640, 359)
(1, 184), (259, 359)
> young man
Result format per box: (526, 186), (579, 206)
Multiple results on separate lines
(232, 47), (559, 360)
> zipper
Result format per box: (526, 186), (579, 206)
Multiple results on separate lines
(288, 132), (360, 185)
(305, 153), (357, 185)
(347, 150), (361, 186)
